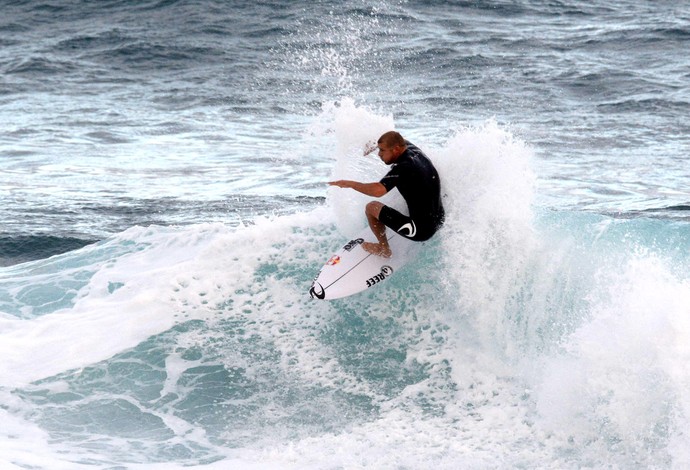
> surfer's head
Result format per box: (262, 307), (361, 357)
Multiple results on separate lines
(376, 131), (407, 164)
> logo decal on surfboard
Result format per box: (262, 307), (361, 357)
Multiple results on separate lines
(343, 238), (364, 251)
(309, 282), (326, 299)
(365, 265), (394, 288)
(327, 255), (341, 265)
(398, 221), (416, 238)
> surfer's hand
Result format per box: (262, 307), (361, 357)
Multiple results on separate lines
(363, 141), (377, 156)
(328, 180), (386, 197)
(328, 180), (350, 188)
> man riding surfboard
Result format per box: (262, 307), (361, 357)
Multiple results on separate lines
(329, 131), (445, 257)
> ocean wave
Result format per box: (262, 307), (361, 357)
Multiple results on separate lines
(0, 195), (325, 264)
(0, 235), (94, 267)
(3, 56), (79, 75)
(597, 97), (690, 114)
(2, 198), (689, 468)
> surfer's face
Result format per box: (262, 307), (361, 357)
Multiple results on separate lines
(377, 145), (400, 164)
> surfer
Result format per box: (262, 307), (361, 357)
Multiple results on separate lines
(329, 131), (444, 257)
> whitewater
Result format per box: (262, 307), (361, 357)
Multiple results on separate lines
(1, 1), (689, 469)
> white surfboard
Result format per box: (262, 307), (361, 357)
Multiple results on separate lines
(309, 227), (420, 300)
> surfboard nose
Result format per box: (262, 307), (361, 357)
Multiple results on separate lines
(309, 282), (325, 299)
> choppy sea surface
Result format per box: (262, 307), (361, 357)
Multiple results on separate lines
(1, 1), (689, 468)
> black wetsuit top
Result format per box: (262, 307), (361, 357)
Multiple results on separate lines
(379, 141), (444, 241)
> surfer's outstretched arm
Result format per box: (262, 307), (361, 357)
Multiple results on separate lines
(327, 180), (388, 198)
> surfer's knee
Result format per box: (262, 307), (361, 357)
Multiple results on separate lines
(365, 201), (384, 218)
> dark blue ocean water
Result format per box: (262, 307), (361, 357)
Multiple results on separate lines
(1, 1), (689, 468)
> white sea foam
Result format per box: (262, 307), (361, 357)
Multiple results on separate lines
(534, 256), (690, 466)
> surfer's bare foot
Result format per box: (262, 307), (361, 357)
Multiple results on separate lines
(362, 241), (392, 258)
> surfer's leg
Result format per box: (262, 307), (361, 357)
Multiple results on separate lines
(364, 201), (392, 257)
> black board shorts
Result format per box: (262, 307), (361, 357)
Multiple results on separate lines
(379, 205), (439, 242)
